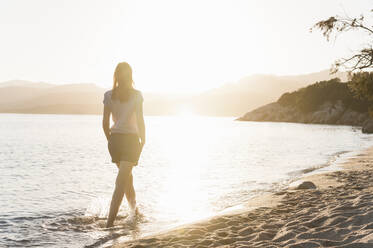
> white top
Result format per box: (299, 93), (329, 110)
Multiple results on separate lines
(103, 89), (144, 134)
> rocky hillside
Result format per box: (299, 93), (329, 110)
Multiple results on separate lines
(237, 78), (373, 132)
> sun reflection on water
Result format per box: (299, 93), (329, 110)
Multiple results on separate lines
(154, 116), (214, 225)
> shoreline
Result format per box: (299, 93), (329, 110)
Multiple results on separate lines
(111, 146), (373, 248)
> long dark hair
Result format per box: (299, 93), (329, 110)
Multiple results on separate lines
(111, 62), (135, 102)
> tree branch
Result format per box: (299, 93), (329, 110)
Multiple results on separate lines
(312, 12), (373, 73)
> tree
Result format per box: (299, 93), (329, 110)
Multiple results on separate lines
(311, 10), (373, 73)
(312, 9), (373, 113)
(348, 71), (373, 101)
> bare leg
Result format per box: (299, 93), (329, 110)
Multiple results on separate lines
(125, 171), (136, 210)
(106, 161), (135, 227)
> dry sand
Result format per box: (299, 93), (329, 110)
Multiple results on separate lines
(112, 146), (373, 248)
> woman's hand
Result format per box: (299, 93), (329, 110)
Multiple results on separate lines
(102, 105), (111, 141)
(136, 92), (146, 149)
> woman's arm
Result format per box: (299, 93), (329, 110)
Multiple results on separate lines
(102, 105), (111, 141)
(136, 99), (146, 147)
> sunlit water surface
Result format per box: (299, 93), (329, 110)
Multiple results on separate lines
(1, 114), (373, 247)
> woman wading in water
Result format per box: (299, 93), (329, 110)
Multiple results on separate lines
(102, 62), (145, 228)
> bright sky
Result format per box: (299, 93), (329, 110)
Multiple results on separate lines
(0, 0), (372, 93)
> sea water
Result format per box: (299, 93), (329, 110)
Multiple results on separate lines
(1, 114), (373, 247)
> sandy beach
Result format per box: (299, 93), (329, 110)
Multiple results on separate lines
(112, 146), (373, 248)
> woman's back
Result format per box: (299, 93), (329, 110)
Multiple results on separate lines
(103, 89), (144, 134)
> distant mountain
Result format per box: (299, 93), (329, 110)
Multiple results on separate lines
(279, 70), (348, 84)
(0, 80), (54, 88)
(0, 81), (106, 114)
(0, 70), (348, 116)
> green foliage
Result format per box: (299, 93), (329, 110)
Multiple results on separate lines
(277, 78), (370, 113)
(348, 72), (373, 101)
(310, 10), (373, 117)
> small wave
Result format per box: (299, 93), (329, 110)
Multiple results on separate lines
(287, 150), (350, 177)
(84, 211), (147, 248)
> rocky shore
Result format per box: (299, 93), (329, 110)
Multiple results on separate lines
(236, 100), (373, 133)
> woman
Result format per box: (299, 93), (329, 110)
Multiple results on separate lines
(102, 62), (145, 228)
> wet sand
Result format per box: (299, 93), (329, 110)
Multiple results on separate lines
(112, 146), (373, 248)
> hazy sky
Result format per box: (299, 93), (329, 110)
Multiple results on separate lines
(0, 0), (372, 93)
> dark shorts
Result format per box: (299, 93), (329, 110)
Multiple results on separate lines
(108, 133), (142, 165)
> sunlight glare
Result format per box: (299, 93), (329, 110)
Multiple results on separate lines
(176, 105), (197, 117)
(155, 117), (213, 224)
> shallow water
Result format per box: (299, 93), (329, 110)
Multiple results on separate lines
(1, 114), (372, 247)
